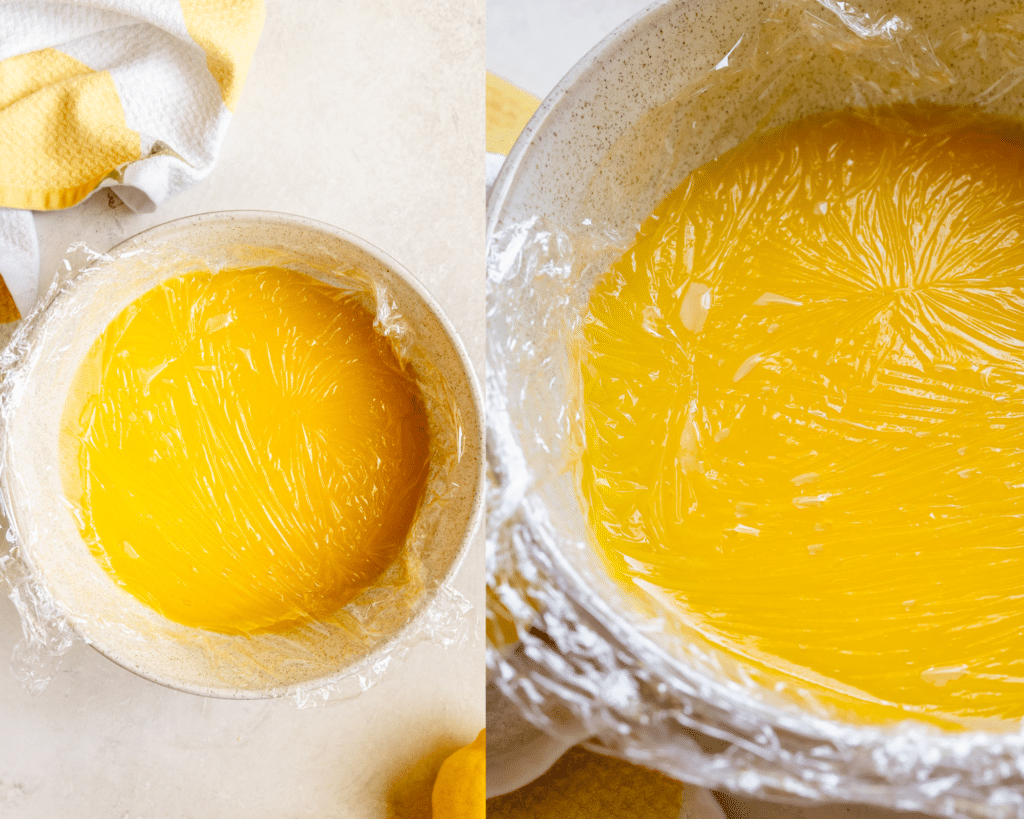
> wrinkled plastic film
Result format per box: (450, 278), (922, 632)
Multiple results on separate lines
(488, 0), (1024, 814)
(586, 106), (1024, 718)
(1, 239), (476, 702)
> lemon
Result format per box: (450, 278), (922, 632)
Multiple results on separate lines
(431, 728), (485, 819)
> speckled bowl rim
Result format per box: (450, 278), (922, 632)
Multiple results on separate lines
(486, 0), (663, 232)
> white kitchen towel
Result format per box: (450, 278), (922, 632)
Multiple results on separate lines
(0, 0), (264, 318)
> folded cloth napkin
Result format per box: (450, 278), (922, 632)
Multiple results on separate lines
(0, 0), (265, 318)
(485, 72), (538, 156)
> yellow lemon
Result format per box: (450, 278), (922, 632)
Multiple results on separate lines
(432, 729), (485, 819)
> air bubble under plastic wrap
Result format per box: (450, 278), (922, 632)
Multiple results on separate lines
(0, 217), (481, 703)
(487, 0), (1024, 814)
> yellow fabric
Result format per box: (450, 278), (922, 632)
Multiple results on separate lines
(0, 49), (140, 211)
(0, 279), (20, 324)
(432, 729), (486, 819)
(0, 1), (263, 214)
(179, 0), (264, 112)
(486, 73), (539, 155)
(0, 47), (88, 108)
(486, 746), (685, 819)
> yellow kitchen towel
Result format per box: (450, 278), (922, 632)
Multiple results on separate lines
(486, 72), (539, 155)
(0, 0), (265, 317)
(488, 746), (693, 819)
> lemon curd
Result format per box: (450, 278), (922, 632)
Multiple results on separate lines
(581, 108), (1024, 719)
(60, 266), (430, 635)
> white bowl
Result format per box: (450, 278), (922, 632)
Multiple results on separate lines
(486, 0), (1024, 811)
(2, 211), (484, 699)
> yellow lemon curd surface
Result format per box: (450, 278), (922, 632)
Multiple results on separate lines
(581, 107), (1024, 720)
(61, 266), (430, 635)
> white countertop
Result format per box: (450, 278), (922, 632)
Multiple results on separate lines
(0, 2), (484, 817)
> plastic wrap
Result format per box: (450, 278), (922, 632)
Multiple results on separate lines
(1, 225), (481, 703)
(487, 0), (1024, 814)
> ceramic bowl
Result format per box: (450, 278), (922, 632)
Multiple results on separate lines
(487, 0), (1024, 809)
(1, 211), (484, 698)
